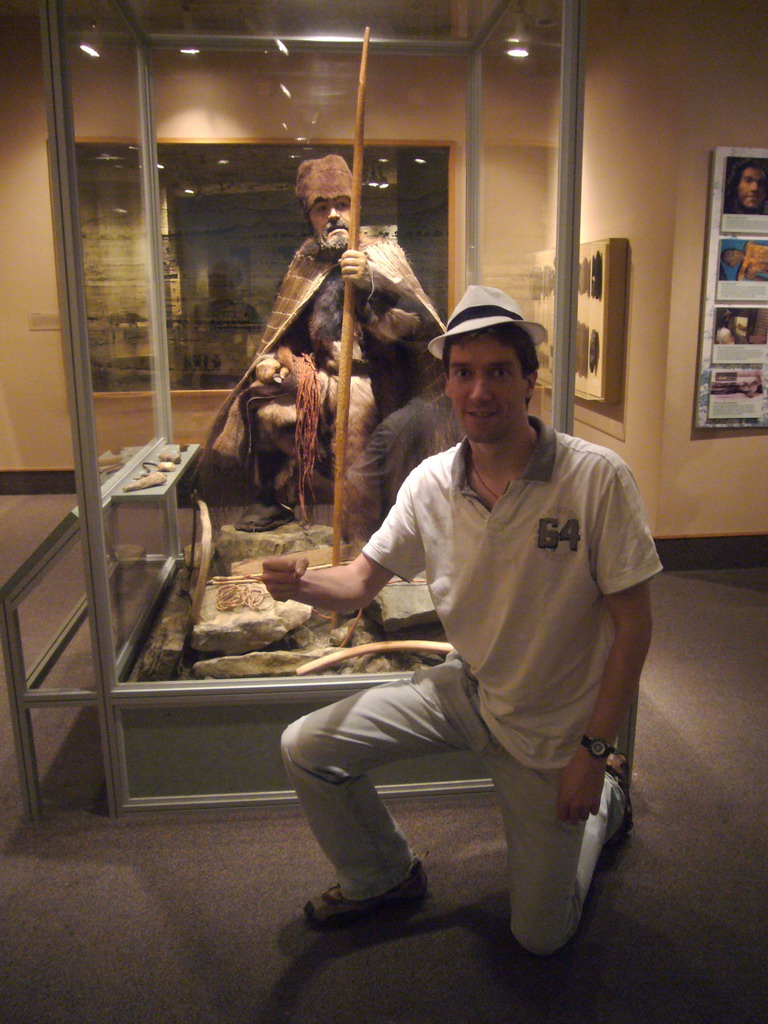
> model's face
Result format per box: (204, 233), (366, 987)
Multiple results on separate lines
(309, 196), (351, 251)
(737, 168), (767, 212)
(444, 333), (537, 445)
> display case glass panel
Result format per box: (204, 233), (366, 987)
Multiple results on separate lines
(155, 141), (450, 392)
(479, 3), (564, 425)
(130, 0), (500, 42)
(7, 0), (587, 817)
(13, 521), (95, 694)
(67, 0), (160, 455)
(104, 502), (169, 660)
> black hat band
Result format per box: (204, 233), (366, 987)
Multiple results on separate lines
(447, 304), (524, 331)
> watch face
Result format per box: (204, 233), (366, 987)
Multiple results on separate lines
(590, 739), (609, 757)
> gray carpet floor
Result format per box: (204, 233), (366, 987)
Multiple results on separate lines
(0, 495), (766, 1024)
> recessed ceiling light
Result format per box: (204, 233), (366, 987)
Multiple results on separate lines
(180, 48), (199, 55)
(507, 47), (529, 58)
(80, 43), (100, 57)
(280, 83), (292, 98)
(276, 38), (289, 55)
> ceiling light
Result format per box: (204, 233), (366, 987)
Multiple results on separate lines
(180, 48), (200, 55)
(80, 43), (100, 57)
(507, 47), (529, 58)
(280, 83), (292, 99)
(276, 38), (289, 55)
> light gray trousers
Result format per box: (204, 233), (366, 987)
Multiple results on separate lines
(281, 654), (625, 955)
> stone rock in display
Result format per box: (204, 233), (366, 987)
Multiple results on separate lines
(329, 619), (381, 648)
(368, 580), (439, 633)
(191, 586), (313, 655)
(286, 624), (323, 650)
(215, 521), (335, 575)
(132, 523), (449, 680)
(192, 648), (326, 679)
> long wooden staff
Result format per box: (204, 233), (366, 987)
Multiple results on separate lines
(331, 26), (370, 568)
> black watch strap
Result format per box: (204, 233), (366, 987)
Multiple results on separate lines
(581, 734), (616, 758)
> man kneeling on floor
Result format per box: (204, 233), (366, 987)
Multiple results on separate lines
(262, 285), (662, 956)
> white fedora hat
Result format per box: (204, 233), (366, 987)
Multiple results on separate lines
(428, 285), (547, 358)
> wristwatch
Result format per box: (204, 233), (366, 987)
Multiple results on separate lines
(581, 734), (615, 759)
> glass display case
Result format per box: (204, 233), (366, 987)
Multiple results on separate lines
(2, 0), (621, 820)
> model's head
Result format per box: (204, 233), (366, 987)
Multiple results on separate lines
(726, 158), (768, 214)
(296, 155), (352, 255)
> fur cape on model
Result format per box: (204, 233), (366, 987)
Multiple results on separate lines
(194, 233), (445, 514)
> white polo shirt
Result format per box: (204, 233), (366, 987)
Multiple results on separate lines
(363, 417), (663, 769)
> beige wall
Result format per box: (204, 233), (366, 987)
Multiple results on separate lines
(2, 5), (767, 538)
(578, 0), (768, 537)
(0, 18), (73, 472)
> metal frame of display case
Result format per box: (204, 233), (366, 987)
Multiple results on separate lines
(2, 0), (638, 824)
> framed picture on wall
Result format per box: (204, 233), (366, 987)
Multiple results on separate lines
(697, 147), (768, 428)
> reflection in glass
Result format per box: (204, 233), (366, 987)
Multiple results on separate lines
(75, 141), (149, 392)
(156, 142), (450, 392)
(104, 503), (166, 656)
(67, 1), (156, 452)
(479, 3), (563, 427)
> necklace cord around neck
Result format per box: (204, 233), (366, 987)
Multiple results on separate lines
(470, 455), (506, 501)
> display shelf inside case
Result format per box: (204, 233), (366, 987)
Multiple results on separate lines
(111, 443), (198, 503)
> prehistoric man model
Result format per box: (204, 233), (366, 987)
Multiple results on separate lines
(195, 154), (444, 536)
(262, 285), (662, 955)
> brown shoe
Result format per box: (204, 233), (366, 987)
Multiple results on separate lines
(304, 859), (428, 926)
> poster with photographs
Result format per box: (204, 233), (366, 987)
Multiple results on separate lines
(698, 147), (768, 427)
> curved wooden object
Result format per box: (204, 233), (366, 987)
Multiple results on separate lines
(188, 496), (213, 630)
(295, 640), (452, 676)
